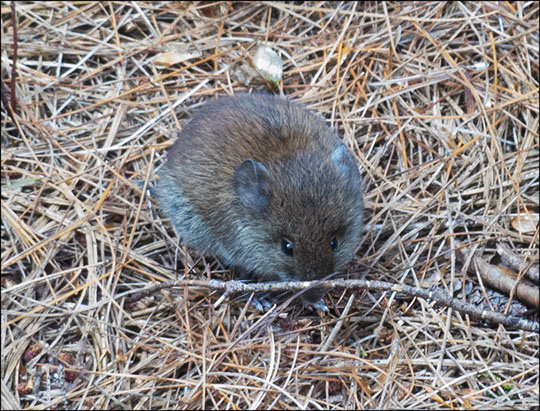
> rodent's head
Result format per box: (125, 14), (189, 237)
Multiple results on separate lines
(234, 144), (363, 303)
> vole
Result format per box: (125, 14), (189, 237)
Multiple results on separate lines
(156, 93), (363, 309)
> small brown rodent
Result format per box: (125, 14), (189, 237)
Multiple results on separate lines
(156, 93), (363, 307)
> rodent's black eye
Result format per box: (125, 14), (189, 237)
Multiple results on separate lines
(330, 237), (338, 250)
(281, 239), (293, 256)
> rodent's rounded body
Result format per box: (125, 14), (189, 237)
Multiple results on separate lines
(157, 93), (363, 304)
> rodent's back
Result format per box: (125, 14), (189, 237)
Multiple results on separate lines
(165, 93), (337, 187)
(157, 93), (363, 296)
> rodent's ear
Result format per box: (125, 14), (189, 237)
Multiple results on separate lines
(234, 159), (272, 212)
(331, 144), (361, 182)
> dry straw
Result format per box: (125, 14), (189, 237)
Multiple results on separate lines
(1, 2), (538, 409)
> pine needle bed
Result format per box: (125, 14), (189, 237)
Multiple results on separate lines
(1, 2), (538, 409)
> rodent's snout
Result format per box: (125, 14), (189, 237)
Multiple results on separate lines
(301, 287), (325, 304)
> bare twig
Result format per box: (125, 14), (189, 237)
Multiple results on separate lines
(126, 278), (539, 332)
(9, 0), (18, 113)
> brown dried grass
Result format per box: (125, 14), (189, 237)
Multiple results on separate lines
(1, 1), (538, 409)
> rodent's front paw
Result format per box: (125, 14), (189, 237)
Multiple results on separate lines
(310, 298), (329, 312)
(236, 292), (275, 312)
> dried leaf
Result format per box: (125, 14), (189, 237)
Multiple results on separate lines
(511, 212), (539, 234)
(153, 45), (201, 68)
(252, 46), (283, 84)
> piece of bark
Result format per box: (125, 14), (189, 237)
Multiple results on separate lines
(455, 241), (539, 308)
(497, 243), (539, 284)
